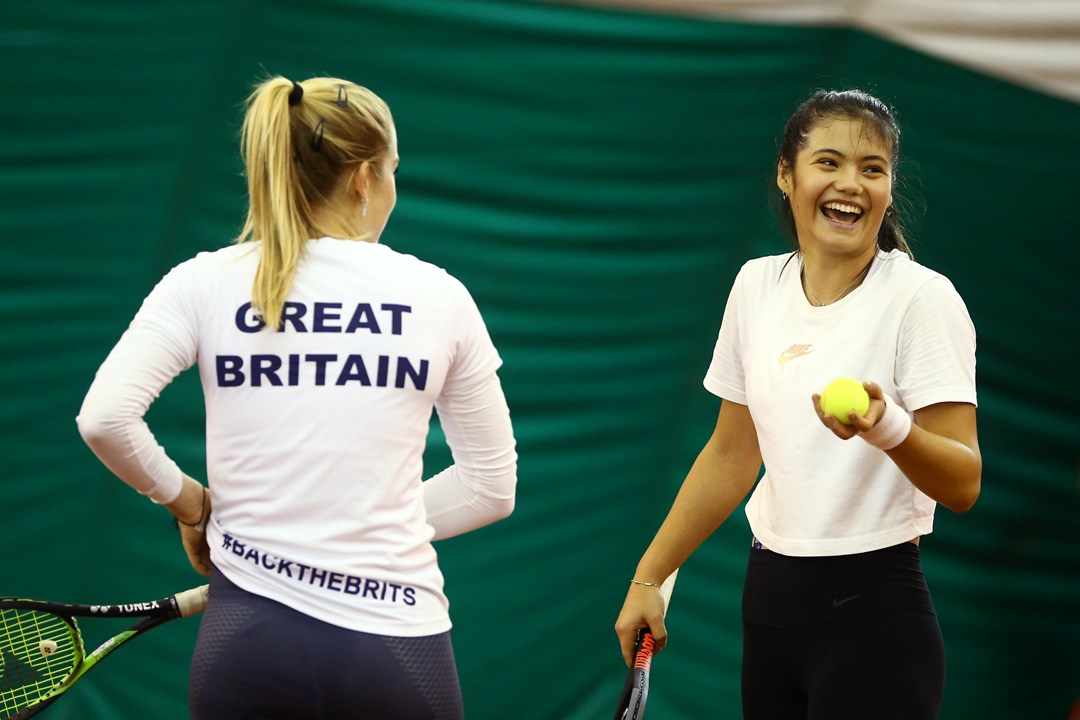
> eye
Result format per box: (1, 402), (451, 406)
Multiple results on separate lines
(816, 158), (837, 168)
(864, 165), (886, 175)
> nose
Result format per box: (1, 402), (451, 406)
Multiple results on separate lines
(833, 166), (862, 195)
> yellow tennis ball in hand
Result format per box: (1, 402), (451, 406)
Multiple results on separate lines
(820, 378), (870, 425)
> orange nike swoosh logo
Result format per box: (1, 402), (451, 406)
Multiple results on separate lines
(778, 344), (814, 364)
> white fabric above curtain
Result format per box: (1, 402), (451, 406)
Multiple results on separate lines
(550, 0), (1080, 102)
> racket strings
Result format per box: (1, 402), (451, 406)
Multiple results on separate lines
(0, 609), (80, 713)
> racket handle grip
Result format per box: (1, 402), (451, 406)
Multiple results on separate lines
(634, 629), (656, 670)
(175, 585), (210, 617)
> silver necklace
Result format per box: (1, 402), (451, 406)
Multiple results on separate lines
(802, 258), (873, 307)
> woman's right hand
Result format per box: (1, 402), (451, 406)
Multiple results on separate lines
(614, 583), (669, 667)
(179, 518), (212, 577)
(167, 474), (213, 577)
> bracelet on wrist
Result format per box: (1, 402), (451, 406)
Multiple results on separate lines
(173, 486), (209, 533)
(630, 579), (662, 588)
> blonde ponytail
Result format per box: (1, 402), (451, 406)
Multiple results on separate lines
(236, 76), (394, 330)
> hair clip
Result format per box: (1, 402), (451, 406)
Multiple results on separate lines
(336, 84), (349, 109)
(310, 118), (325, 151)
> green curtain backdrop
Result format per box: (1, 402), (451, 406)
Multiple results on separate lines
(2, 1), (1077, 718)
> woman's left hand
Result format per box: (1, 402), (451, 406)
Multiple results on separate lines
(811, 380), (886, 440)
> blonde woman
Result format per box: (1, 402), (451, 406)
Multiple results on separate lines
(78, 76), (517, 719)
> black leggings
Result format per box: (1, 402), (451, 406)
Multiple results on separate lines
(741, 542), (945, 720)
(189, 568), (464, 720)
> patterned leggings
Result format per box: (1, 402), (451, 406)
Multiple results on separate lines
(189, 568), (463, 720)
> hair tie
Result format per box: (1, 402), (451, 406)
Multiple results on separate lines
(288, 82), (304, 107)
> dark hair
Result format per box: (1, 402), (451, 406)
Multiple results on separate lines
(775, 89), (913, 259)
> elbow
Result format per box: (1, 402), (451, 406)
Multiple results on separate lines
(950, 482), (980, 514)
(946, 494), (977, 515)
(76, 400), (134, 459)
(945, 468), (981, 514)
(487, 465), (517, 522)
(489, 495), (515, 523)
(76, 407), (113, 452)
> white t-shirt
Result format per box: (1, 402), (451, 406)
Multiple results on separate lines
(704, 249), (977, 556)
(78, 238), (517, 636)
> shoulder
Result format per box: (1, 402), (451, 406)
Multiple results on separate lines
(309, 239), (478, 305)
(874, 250), (965, 302)
(730, 252), (799, 293)
(164, 243), (259, 279)
(376, 243), (454, 278)
(874, 251), (973, 335)
(369, 242), (472, 295)
(739, 252), (799, 277)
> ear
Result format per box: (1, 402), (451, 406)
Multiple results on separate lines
(349, 162), (373, 200)
(776, 161), (792, 198)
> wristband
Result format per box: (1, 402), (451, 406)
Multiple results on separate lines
(859, 393), (912, 450)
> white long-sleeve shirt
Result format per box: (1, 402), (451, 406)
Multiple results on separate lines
(78, 238), (517, 636)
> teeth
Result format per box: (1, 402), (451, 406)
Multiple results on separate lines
(823, 202), (863, 215)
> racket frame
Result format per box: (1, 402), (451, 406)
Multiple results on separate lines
(0, 586), (207, 719)
(613, 627), (654, 720)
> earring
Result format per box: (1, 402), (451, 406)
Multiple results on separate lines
(361, 198), (368, 218)
(781, 191), (788, 201)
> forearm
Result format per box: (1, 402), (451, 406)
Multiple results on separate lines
(887, 419), (981, 513)
(635, 450), (758, 582)
(165, 474), (210, 526)
(817, 387), (981, 515)
(77, 329), (190, 503)
(423, 463), (516, 539)
(423, 372), (517, 540)
(635, 403), (761, 583)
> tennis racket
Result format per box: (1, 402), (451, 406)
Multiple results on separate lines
(613, 569), (678, 720)
(0, 584), (208, 719)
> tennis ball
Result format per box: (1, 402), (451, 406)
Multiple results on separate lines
(820, 377), (870, 425)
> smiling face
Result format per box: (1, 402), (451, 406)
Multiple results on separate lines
(777, 117), (893, 261)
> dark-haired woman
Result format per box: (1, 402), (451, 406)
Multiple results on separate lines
(614, 89), (980, 719)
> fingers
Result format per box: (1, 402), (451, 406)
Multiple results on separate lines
(615, 619), (668, 667)
(615, 586), (669, 666)
(850, 381), (886, 431)
(648, 615), (668, 653)
(811, 393), (857, 439)
(614, 608), (648, 666)
(191, 545), (212, 577)
(616, 623), (638, 667)
(180, 526), (212, 577)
